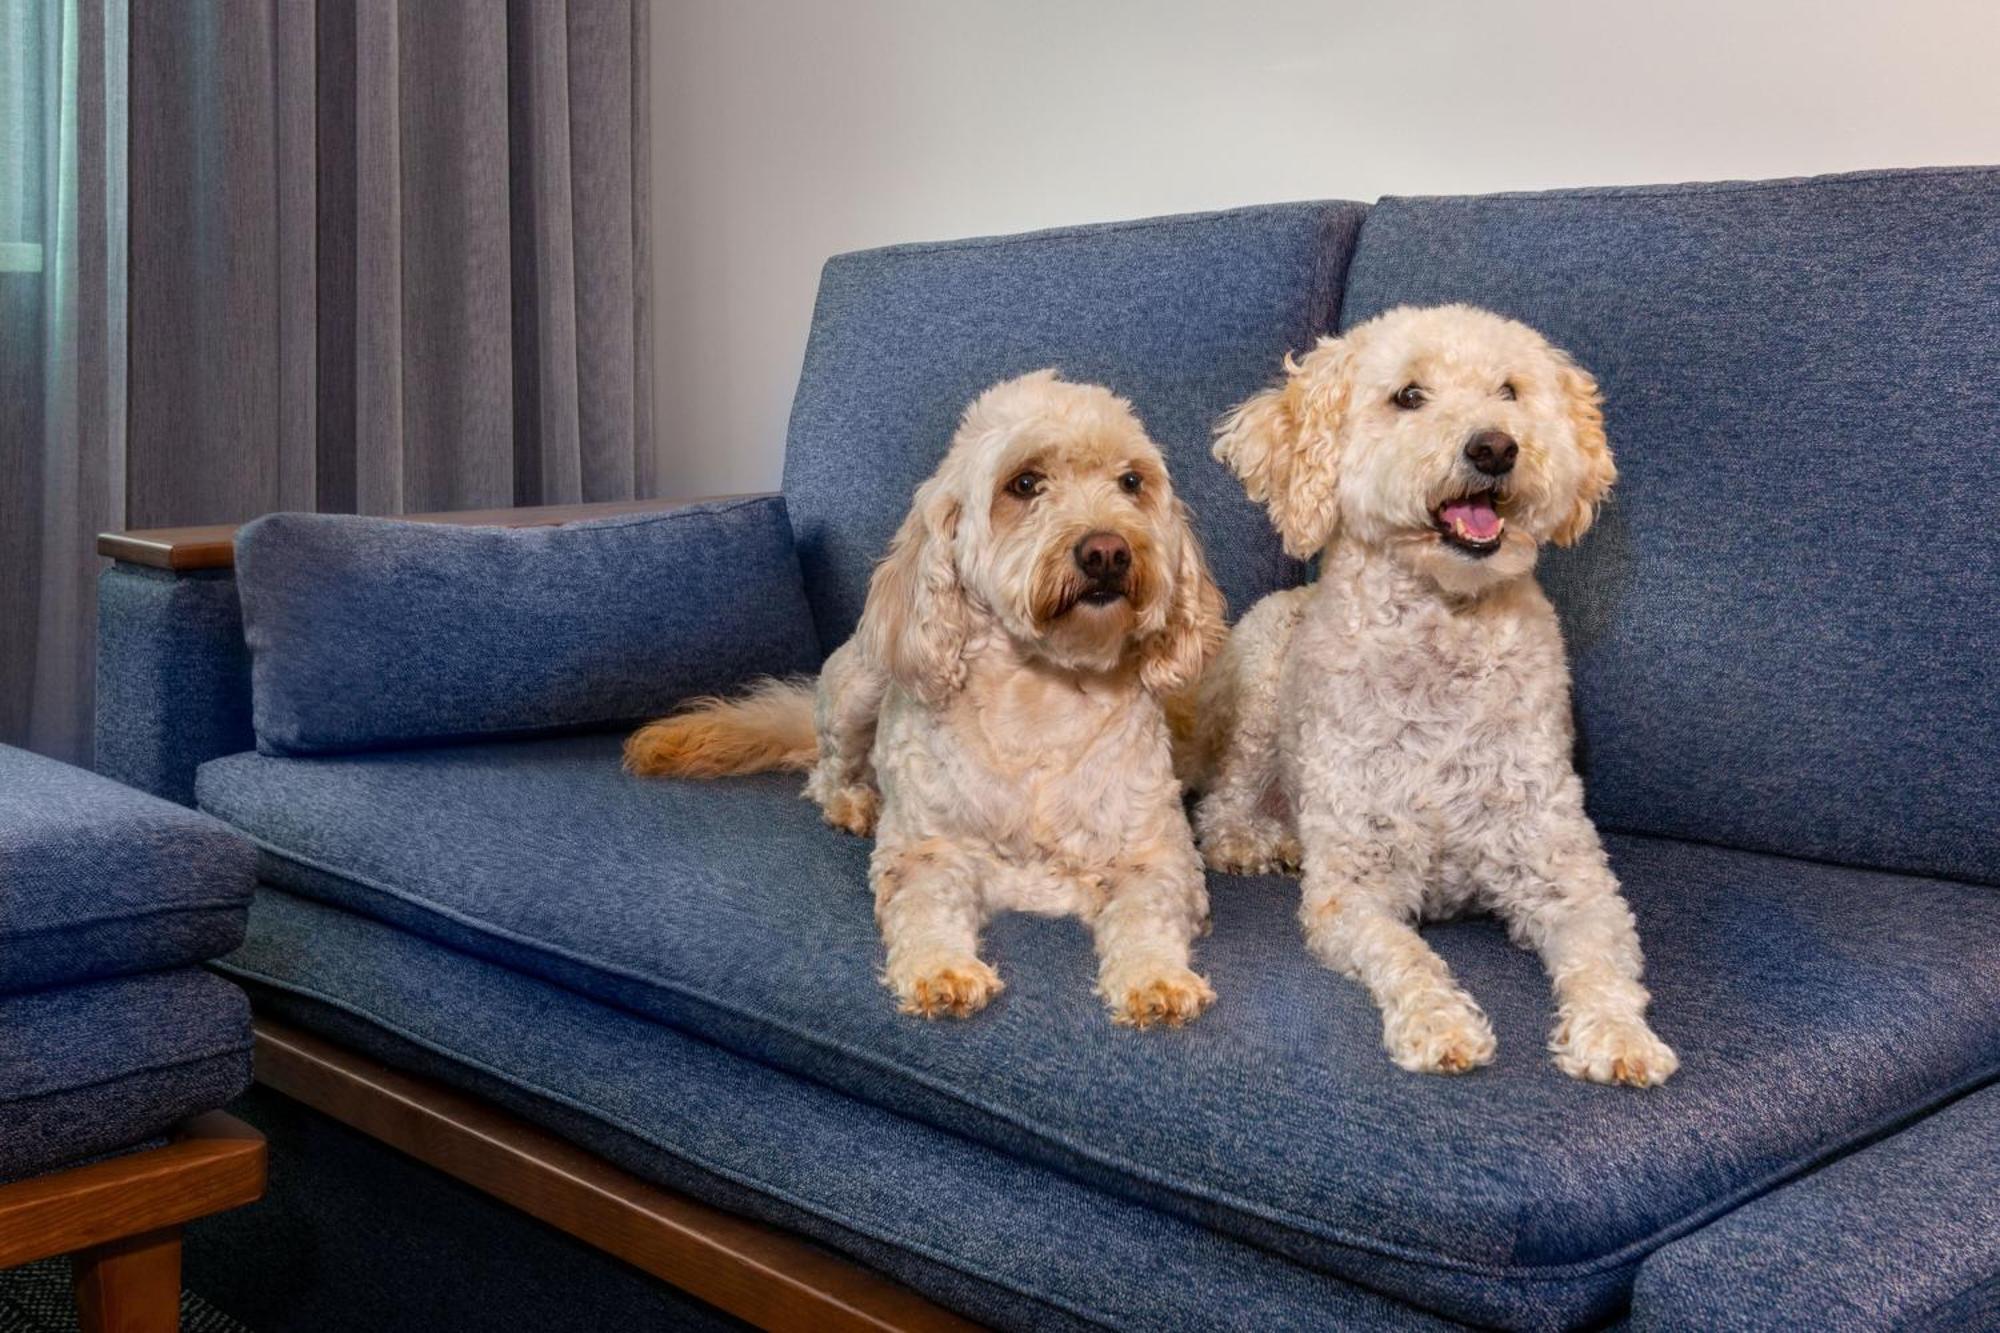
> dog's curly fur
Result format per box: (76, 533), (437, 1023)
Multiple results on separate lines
(628, 371), (1227, 1027)
(1191, 305), (1677, 1086)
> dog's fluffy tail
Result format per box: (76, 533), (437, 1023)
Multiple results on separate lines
(624, 676), (818, 778)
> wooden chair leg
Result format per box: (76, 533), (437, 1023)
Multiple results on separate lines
(72, 1225), (183, 1333)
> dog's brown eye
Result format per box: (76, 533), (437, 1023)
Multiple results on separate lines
(1118, 470), (1143, 494)
(1392, 383), (1427, 410)
(1007, 470), (1044, 498)
(1498, 382), (1518, 401)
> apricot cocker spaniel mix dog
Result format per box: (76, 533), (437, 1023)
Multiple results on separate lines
(628, 371), (1227, 1029)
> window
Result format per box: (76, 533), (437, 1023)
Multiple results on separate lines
(0, 0), (48, 274)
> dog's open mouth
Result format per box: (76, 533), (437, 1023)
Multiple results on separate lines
(1042, 576), (1132, 625)
(1434, 491), (1506, 557)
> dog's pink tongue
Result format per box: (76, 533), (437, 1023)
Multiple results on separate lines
(1442, 497), (1503, 541)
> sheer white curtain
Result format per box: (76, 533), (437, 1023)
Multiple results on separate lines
(0, 0), (125, 764)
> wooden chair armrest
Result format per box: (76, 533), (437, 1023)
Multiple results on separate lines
(96, 495), (766, 572)
(0, 1112), (267, 1268)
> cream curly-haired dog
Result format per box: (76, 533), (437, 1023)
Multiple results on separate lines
(628, 371), (1227, 1027)
(1190, 304), (1677, 1086)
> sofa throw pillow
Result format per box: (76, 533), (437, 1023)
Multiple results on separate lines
(235, 499), (820, 755)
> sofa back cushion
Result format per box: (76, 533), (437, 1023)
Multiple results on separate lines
(235, 500), (820, 755)
(782, 201), (1369, 646)
(1339, 166), (2000, 885)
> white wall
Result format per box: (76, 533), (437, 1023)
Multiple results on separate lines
(649, 0), (2000, 496)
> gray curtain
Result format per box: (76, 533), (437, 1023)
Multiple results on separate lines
(4, 0), (653, 764)
(0, 0), (126, 766)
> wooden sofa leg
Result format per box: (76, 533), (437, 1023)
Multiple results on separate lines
(72, 1226), (183, 1333)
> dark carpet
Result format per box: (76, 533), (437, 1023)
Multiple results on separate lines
(0, 1258), (249, 1333)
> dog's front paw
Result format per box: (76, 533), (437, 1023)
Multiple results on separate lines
(1199, 824), (1301, 876)
(1383, 991), (1497, 1075)
(889, 957), (1003, 1019)
(1102, 964), (1216, 1029)
(820, 784), (879, 837)
(1551, 1013), (1678, 1087)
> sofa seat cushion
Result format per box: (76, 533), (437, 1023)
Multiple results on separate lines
(196, 736), (2000, 1329)
(222, 888), (1453, 1333)
(0, 745), (255, 993)
(1630, 1078), (2000, 1331)
(0, 969), (253, 1183)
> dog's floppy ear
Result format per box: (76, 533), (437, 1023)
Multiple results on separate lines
(856, 478), (968, 707)
(1213, 336), (1353, 558)
(1139, 500), (1228, 697)
(1550, 356), (1616, 547)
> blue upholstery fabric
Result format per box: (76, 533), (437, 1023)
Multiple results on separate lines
(95, 564), (254, 806)
(0, 969), (253, 1183)
(0, 745), (254, 993)
(1629, 1081), (2000, 1331)
(233, 500), (821, 756)
(197, 735), (2000, 1328)
(1908, 1278), (2000, 1333)
(219, 887), (1457, 1333)
(782, 201), (1368, 646)
(1337, 166), (2000, 886)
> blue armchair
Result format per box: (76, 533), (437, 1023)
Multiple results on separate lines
(0, 745), (263, 1330)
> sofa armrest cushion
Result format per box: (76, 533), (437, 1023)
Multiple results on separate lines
(234, 497), (820, 756)
(1629, 1078), (2000, 1332)
(0, 746), (256, 993)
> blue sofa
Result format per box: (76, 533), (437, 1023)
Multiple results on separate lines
(96, 164), (2000, 1331)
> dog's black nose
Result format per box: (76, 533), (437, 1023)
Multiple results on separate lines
(1075, 532), (1131, 579)
(1465, 430), (1518, 476)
